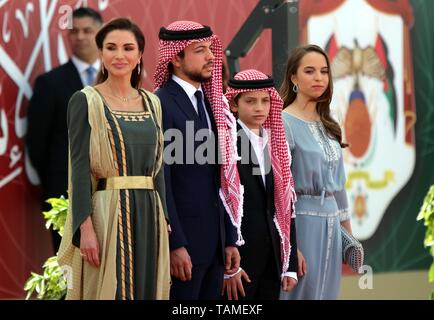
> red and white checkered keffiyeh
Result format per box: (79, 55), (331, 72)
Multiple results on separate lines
(225, 69), (296, 274)
(154, 21), (244, 246)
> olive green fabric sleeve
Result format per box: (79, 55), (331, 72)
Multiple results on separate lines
(67, 91), (92, 247)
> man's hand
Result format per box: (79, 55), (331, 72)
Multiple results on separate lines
(221, 269), (251, 300)
(281, 276), (297, 292)
(170, 247), (192, 281)
(224, 246), (240, 274)
(297, 249), (307, 277)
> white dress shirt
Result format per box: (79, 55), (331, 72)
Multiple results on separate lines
(237, 119), (269, 186)
(172, 74), (211, 129)
(71, 55), (101, 87)
(237, 119), (298, 282)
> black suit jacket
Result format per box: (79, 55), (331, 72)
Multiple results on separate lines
(156, 79), (237, 265)
(236, 123), (298, 278)
(27, 60), (83, 201)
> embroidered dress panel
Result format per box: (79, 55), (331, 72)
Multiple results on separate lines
(111, 110), (150, 122)
(307, 122), (341, 165)
(104, 103), (158, 300)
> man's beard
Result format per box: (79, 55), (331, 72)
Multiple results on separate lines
(184, 64), (213, 83)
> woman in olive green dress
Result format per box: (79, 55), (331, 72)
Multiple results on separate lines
(58, 18), (170, 300)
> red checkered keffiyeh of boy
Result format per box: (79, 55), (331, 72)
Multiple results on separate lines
(225, 69), (296, 274)
(153, 21), (244, 245)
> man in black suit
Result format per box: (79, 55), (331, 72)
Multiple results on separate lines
(229, 122), (298, 299)
(26, 7), (103, 252)
(154, 21), (240, 300)
(222, 70), (299, 300)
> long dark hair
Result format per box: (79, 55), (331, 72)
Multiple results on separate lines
(280, 44), (348, 148)
(95, 18), (145, 89)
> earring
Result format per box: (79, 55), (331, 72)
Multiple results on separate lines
(101, 65), (105, 75)
(292, 84), (298, 93)
(137, 63), (141, 75)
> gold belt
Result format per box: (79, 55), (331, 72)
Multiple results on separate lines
(96, 176), (154, 191)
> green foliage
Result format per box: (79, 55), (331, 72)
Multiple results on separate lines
(43, 196), (68, 237)
(24, 197), (68, 300)
(417, 185), (434, 299)
(24, 256), (66, 300)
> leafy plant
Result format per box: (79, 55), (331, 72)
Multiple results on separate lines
(24, 197), (68, 300)
(24, 256), (67, 300)
(417, 185), (434, 300)
(43, 196), (68, 237)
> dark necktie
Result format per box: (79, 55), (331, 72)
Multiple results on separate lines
(194, 90), (208, 129)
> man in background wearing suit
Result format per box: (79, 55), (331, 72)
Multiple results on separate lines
(154, 20), (240, 300)
(26, 7), (103, 252)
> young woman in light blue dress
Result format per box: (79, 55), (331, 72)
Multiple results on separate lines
(279, 44), (352, 300)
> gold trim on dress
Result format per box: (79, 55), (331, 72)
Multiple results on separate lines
(110, 113), (132, 299)
(110, 110), (150, 115)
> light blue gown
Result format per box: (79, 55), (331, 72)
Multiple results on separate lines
(280, 112), (350, 300)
